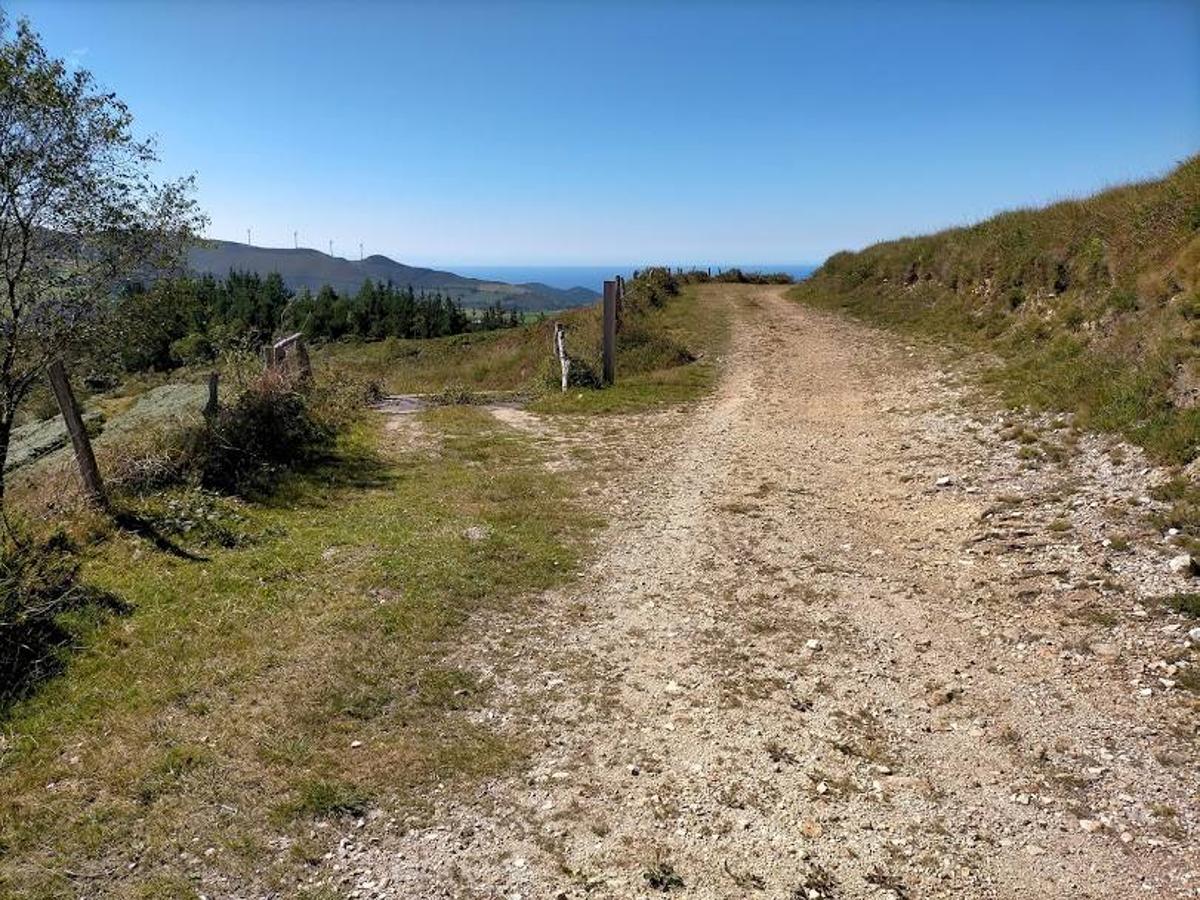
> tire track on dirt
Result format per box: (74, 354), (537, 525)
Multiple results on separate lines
(333, 285), (1198, 899)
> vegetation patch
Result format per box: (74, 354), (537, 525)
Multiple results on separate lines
(319, 273), (737, 415)
(789, 156), (1200, 464)
(0, 408), (594, 897)
(1160, 592), (1200, 618)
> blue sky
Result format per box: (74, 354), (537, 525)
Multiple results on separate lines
(9, 1), (1199, 266)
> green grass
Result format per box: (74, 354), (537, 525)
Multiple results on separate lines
(1161, 592), (1200, 618)
(532, 284), (734, 414)
(0, 276), (739, 896)
(316, 284), (734, 415)
(789, 155), (1200, 464)
(0, 408), (595, 898)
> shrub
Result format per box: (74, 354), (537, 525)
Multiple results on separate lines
(191, 370), (334, 495)
(169, 331), (214, 367)
(0, 527), (84, 707)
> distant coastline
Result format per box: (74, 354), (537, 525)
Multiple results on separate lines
(446, 264), (818, 292)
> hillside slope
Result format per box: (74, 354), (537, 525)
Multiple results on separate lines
(188, 241), (597, 311)
(790, 155), (1200, 463)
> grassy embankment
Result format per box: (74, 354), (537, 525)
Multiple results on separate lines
(0, 284), (730, 898)
(791, 156), (1200, 555)
(790, 155), (1200, 465)
(319, 282), (732, 414)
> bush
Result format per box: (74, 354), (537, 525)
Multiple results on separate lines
(169, 331), (214, 367)
(192, 371), (334, 495)
(0, 527), (84, 707)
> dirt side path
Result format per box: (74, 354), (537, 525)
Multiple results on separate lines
(335, 285), (1199, 899)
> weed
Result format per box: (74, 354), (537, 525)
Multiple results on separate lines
(790, 864), (839, 899)
(1160, 593), (1200, 618)
(724, 859), (766, 890)
(644, 858), (685, 892)
(765, 740), (799, 765)
(865, 866), (909, 899)
(287, 778), (370, 818)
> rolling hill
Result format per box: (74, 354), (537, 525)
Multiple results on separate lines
(187, 240), (598, 311)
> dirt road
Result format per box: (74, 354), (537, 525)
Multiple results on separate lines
(341, 286), (1199, 898)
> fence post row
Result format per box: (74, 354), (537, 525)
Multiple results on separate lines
(46, 360), (106, 507)
(602, 279), (617, 386)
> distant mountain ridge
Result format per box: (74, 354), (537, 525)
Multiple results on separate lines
(187, 240), (598, 311)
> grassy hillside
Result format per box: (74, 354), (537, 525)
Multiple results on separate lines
(319, 280), (732, 414)
(790, 155), (1200, 464)
(0, 281), (733, 896)
(189, 241), (597, 311)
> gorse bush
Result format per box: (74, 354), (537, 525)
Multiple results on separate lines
(0, 527), (84, 707)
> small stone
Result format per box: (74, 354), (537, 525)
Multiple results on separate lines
(1168, 554), (1197, 576)
(1078, 819), (1103, 833)
(350, 740), (363, 749)
(1188, 627), (1200, 643)
(665, 680), (684, 694)
(805, 639), (822, 651)
(935, 476), (953, 488)
(816, 781), (829, 795)
(1090, 642), (1120, 660)
(800, 819), (823, 838)
(926, 685), (960, 707)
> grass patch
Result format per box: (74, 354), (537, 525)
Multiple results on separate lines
(789, 155), (1200, 464)
(318, 283), (735, 416)
(285, 778), (371, 819)
(1160, 592), (1200, 618)
(0, 408), (594, 897)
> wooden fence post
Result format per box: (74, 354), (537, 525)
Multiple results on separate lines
(554, 323), (570, 392)
(46, 360), (106, 506)
(602, 279), (617, 386)
(269, 333), (311, 379)
(205, 372), (219, 416)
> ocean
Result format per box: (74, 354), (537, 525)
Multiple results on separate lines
(446, 264), (817, 292)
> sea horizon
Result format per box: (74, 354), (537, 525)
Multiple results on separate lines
(441, 263), (818, 291)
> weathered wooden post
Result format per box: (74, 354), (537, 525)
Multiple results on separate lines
(269, 333), (311, 379)
(46, 361), (106, 506)
(602, 279), (617, 386)
(554, 323), (570, 392)
(205, 372), (219, 417)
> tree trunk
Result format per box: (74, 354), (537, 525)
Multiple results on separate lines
(0, 413), (11, 506)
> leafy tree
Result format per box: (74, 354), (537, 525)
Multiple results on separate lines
(0, 15), (203, 500)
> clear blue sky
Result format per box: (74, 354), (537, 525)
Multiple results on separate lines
(9, 0), (1199, 266)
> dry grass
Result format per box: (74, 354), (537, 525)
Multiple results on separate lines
(0, 408), (595, 898)
(790, 155), (1200, 464)
(315, 284), (734, 416)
